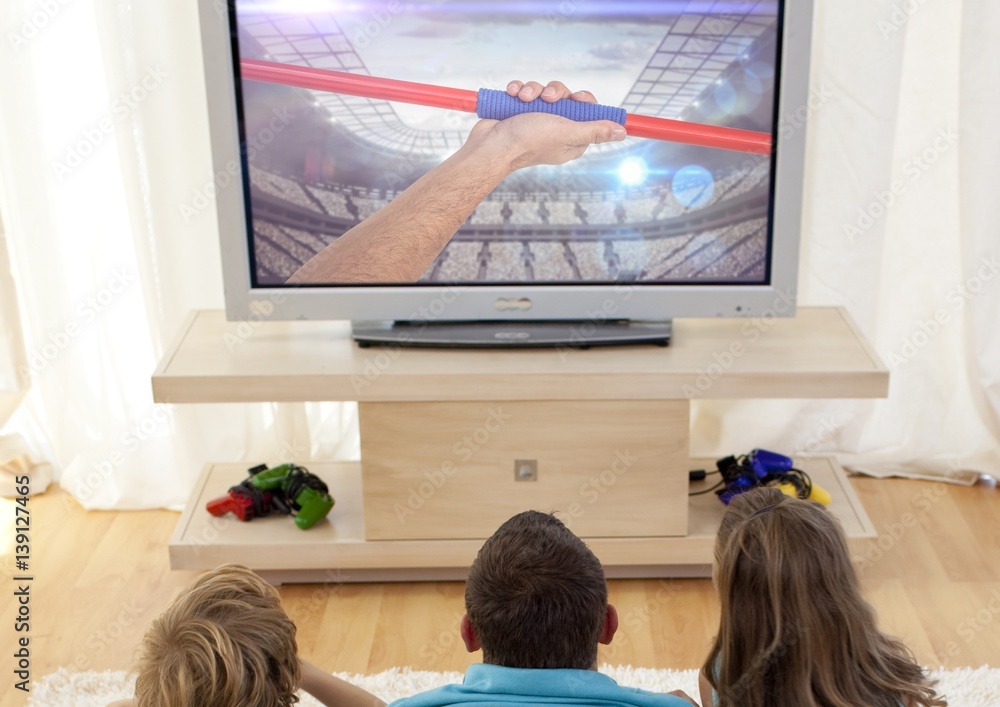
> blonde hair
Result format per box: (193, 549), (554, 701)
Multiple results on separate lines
(704, 487), (945, 707)
(133, 564), (300, 707)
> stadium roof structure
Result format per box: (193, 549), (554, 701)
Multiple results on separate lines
(239, 12), (467, 157)
(619, 2), (775, 118)
(238, 3), (774, 159)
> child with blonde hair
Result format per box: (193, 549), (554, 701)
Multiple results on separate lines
(700, 487), (946, 707)
(110, 563), (382, 707)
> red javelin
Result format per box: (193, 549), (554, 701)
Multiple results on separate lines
(240, 59), (772, 155)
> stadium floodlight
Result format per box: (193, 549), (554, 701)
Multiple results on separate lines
(618, 157), (649, 187)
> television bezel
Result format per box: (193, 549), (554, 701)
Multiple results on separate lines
(201, 0), (813, 324)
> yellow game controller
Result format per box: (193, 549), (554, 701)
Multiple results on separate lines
(775, 481), (831, 505)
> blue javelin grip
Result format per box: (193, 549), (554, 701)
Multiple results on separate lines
(476, 88), (627, 125)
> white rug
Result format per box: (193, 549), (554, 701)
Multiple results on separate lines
(27, 665), (1000, 706)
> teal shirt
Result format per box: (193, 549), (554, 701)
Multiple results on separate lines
(389, 664), (692, 707)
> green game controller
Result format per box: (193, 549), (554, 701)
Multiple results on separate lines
(248, 463), (335, 530)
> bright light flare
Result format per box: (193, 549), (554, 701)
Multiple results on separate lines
(618, 157), (648, 186)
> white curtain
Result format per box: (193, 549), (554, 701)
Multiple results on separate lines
(691, 0), (1000, 478)
(0, 201), (27, 426)
(0, 0), (358, 509)
(0, 0), (995, 511)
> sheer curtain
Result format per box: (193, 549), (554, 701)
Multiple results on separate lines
(690, 0), (1000, 478)
(0, 1), (995, 511)
(0, 202), (26, 427)
(0, 0), (358, 509)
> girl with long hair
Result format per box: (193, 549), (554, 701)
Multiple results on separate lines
(700, 487), (946, 707)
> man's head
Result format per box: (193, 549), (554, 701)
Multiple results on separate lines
(462, 510), (617, 670)
(133, 563), (299, 707)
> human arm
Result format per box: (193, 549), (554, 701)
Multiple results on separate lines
(699, 668), (715, 707)
(668, 688), (700, 705)
(106, 701), (134, 706)
(287, 80), (626, 284)
(299, 658), (387, 707)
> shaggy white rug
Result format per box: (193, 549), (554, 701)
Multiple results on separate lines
(26, 665), (1000, 706)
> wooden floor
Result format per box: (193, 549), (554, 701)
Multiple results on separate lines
(1, 477), (998, 707)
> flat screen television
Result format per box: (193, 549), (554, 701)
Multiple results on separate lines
(200, 0), (814, 345)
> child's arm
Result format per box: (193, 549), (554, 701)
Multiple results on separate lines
(106, 701), (135, 707)
(698, 668), (715, 707)
(299, 659), (387, 707)
(667, 689), (699, 705)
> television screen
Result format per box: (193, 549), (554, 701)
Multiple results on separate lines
(230, 1), (781, 288)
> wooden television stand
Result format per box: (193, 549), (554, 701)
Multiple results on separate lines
(153, 307), (886, 582)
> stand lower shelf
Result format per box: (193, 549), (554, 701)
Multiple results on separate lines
(170, 456), (875, 582)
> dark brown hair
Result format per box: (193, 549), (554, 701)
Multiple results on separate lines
(134, 564), (300, 707)
(704, 487), (945, 707)
(465, 510), (607, 670)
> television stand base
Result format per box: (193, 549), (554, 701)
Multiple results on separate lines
(152, 308), (888, 580)
(351, 319), (672, 349)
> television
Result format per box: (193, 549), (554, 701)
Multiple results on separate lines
(200, 0), (813, 345)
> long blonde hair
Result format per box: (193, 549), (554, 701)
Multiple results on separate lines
(133, 564), (300, 707)
(703, 487), (945, 707)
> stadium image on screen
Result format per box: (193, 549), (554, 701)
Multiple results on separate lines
(234, 1), (781, 286)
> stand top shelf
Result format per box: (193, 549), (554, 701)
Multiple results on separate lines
(152, 307), (888, 403)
